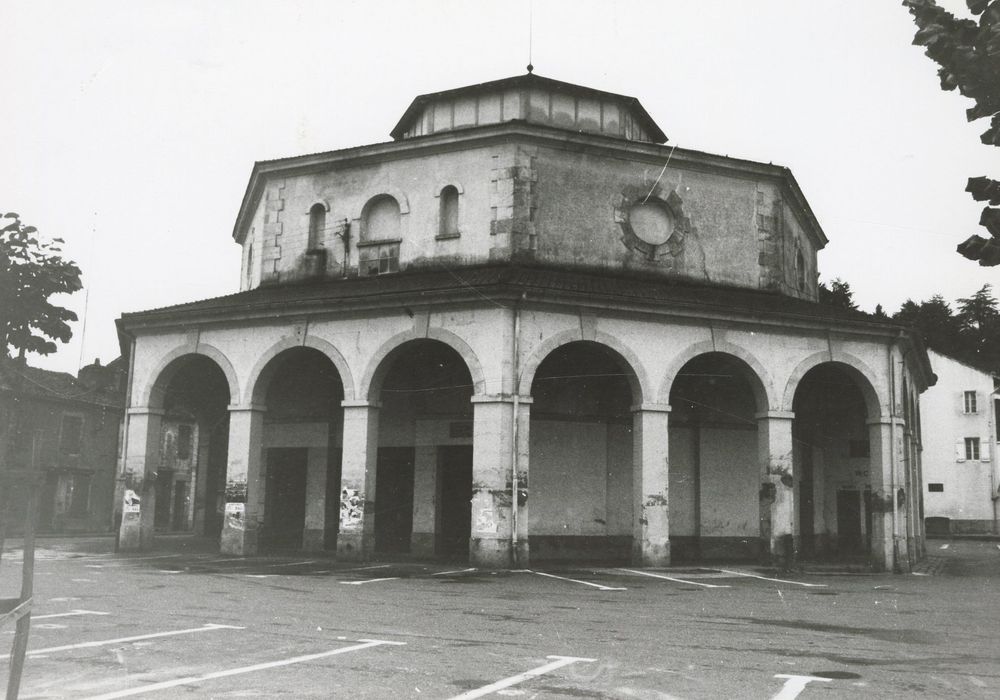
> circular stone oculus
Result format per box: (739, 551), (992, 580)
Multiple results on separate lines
(628, 202), (675, 245)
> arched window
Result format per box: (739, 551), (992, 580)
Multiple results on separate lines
(308, 203), (326, 250)
(439, 185), (460, 237)
(362, 195), (401, 242)
(245, 243), (254, 288)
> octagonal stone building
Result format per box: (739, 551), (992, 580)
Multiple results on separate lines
(116, 72), (933, 572)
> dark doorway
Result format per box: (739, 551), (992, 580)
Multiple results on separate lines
(375, 447), (415, 554)
(436, 445), (473, 559)
(264, 448), (307, 550)
(155, 470), (174, 528)
(172, 481), (188, 531)
(798, 446), (815, 557)
(836, 489), (863, 554)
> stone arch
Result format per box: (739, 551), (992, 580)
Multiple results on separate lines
(781, 351), (884, 419)
(518, 329), (649, 404)
(351, 188), (411, 221)
(433, 181), (464, 196)
(360, 328), (486, 402)
(140, 343), (239, 409)
(245, 335), (355, 406)
(657, 340), (773, 413)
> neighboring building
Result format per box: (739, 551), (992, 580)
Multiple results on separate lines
(921, 349), (999, 535)
(116, 71), (934, 571)
(0, 357), (125, 534)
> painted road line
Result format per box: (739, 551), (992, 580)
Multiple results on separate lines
(82, 638), (406, 700)
(771, 674), (831, 699)
(340, 577), (400, 585)
(530, 570), (626, 591)
(432, 567), (477, 576)
(34, 610), (110, 620)
(619, 568), (730, 589)
(448, 655), (596, 700)
(940, 544), (950, 550)
(717, 569), (827, 588)
(216, 559), (319, 573)
(4, 623), (244, 660)
(341, 564), (393, 572)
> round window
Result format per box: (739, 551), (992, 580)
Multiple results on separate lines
(628, 202), (674, 245)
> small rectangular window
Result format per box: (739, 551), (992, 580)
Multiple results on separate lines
(928, 483), (944, 492)
(60, 415), (83, 455)
(359, 243), (399, 277)
(848, 439), (870, 458)
(177, 424), (193, 460)
(965, 437), (981, 461)
(964, 391), (978, 414)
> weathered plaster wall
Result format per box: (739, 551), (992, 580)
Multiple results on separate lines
(922, 350), (997, 530)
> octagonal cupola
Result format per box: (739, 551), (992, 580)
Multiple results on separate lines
(390, 70), (667, 143)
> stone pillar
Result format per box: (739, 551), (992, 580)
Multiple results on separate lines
(513, 398), (531, 566)
(868, 418), (897, 572)
(337, 400), (379, 560)
(302, 447), (328, 552)
(220, 405), (264, 556)
(470, 395), (515, 567)
(631, 403), (671, 566)
(757, 411), (796, 568)
(118, 408), (164, 551)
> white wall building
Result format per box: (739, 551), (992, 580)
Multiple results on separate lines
(922, 349), (999, 535)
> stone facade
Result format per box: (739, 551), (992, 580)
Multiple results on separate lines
(118, 73), (933, 571)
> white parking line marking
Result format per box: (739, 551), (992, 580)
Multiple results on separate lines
(5, 623), (244, 659)
(529, 571), (626, 591)
(341, 564), (393, 572)
(771, 674), (831, 699)
(34, 610), (110, 620)
(82, 638), (405, 699)
(619, 568), (730, 589)
(340, 577), (400, 585)
(717, 569), (827, 588)
(432, 568), (477, 576)
(448, 655), (596, 700)
(940, 544), (950, 550)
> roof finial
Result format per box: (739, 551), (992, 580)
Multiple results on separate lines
(527, 63), (534, 74)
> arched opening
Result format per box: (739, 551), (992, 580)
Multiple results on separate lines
(668, 353), (761, 562)
(373, 339), (474, 558)
(150, 355), (231, 537)
(439, 185), (459, 237)
(362, 195), (400, 242)
(255, 347), (344, 552)
(792, 362), (872, 561)
(529, 341), (636, 564)
(308, 203), (326, 250)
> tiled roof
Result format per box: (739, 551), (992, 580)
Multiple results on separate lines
(0, 360), (123, 408)
(123, 263), (893, 329)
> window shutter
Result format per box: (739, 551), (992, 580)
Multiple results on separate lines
(956, 439), (967, 462)
(981, 439), (991, 462)
(959, 391), (967, 413)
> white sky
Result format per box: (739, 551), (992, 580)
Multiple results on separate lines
(3, 0), (995, 375)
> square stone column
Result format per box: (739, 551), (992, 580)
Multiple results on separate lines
(220, 405), (264, 556)
(868, 419), (894, 572)
(757, 411), (796, 568)
(338, 400), (379, 560)
(118, 407), (164, 551)
(631, 403), (671, 567)
(470, 395), (517, 567)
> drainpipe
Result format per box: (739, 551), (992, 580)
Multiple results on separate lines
(888, 335), (900, 572)
(510, 293), (525, 567)
(339, 220), (351, 278)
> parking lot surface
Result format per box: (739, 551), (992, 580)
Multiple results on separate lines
(2, 537), (999, 698)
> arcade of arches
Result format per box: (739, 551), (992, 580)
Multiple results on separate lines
(118, 331), (927, 573)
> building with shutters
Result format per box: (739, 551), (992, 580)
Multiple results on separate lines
(921, 349), (999, 535)
(115, 71), (934, 571)
(0, 358), (125, 534)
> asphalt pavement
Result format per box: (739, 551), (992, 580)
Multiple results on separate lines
(1, 537), (999, 699)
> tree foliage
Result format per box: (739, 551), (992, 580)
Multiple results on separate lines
(904, 0), (1000, 264)
(818, 278), (859, 310)
(0, 212), (82, 360)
